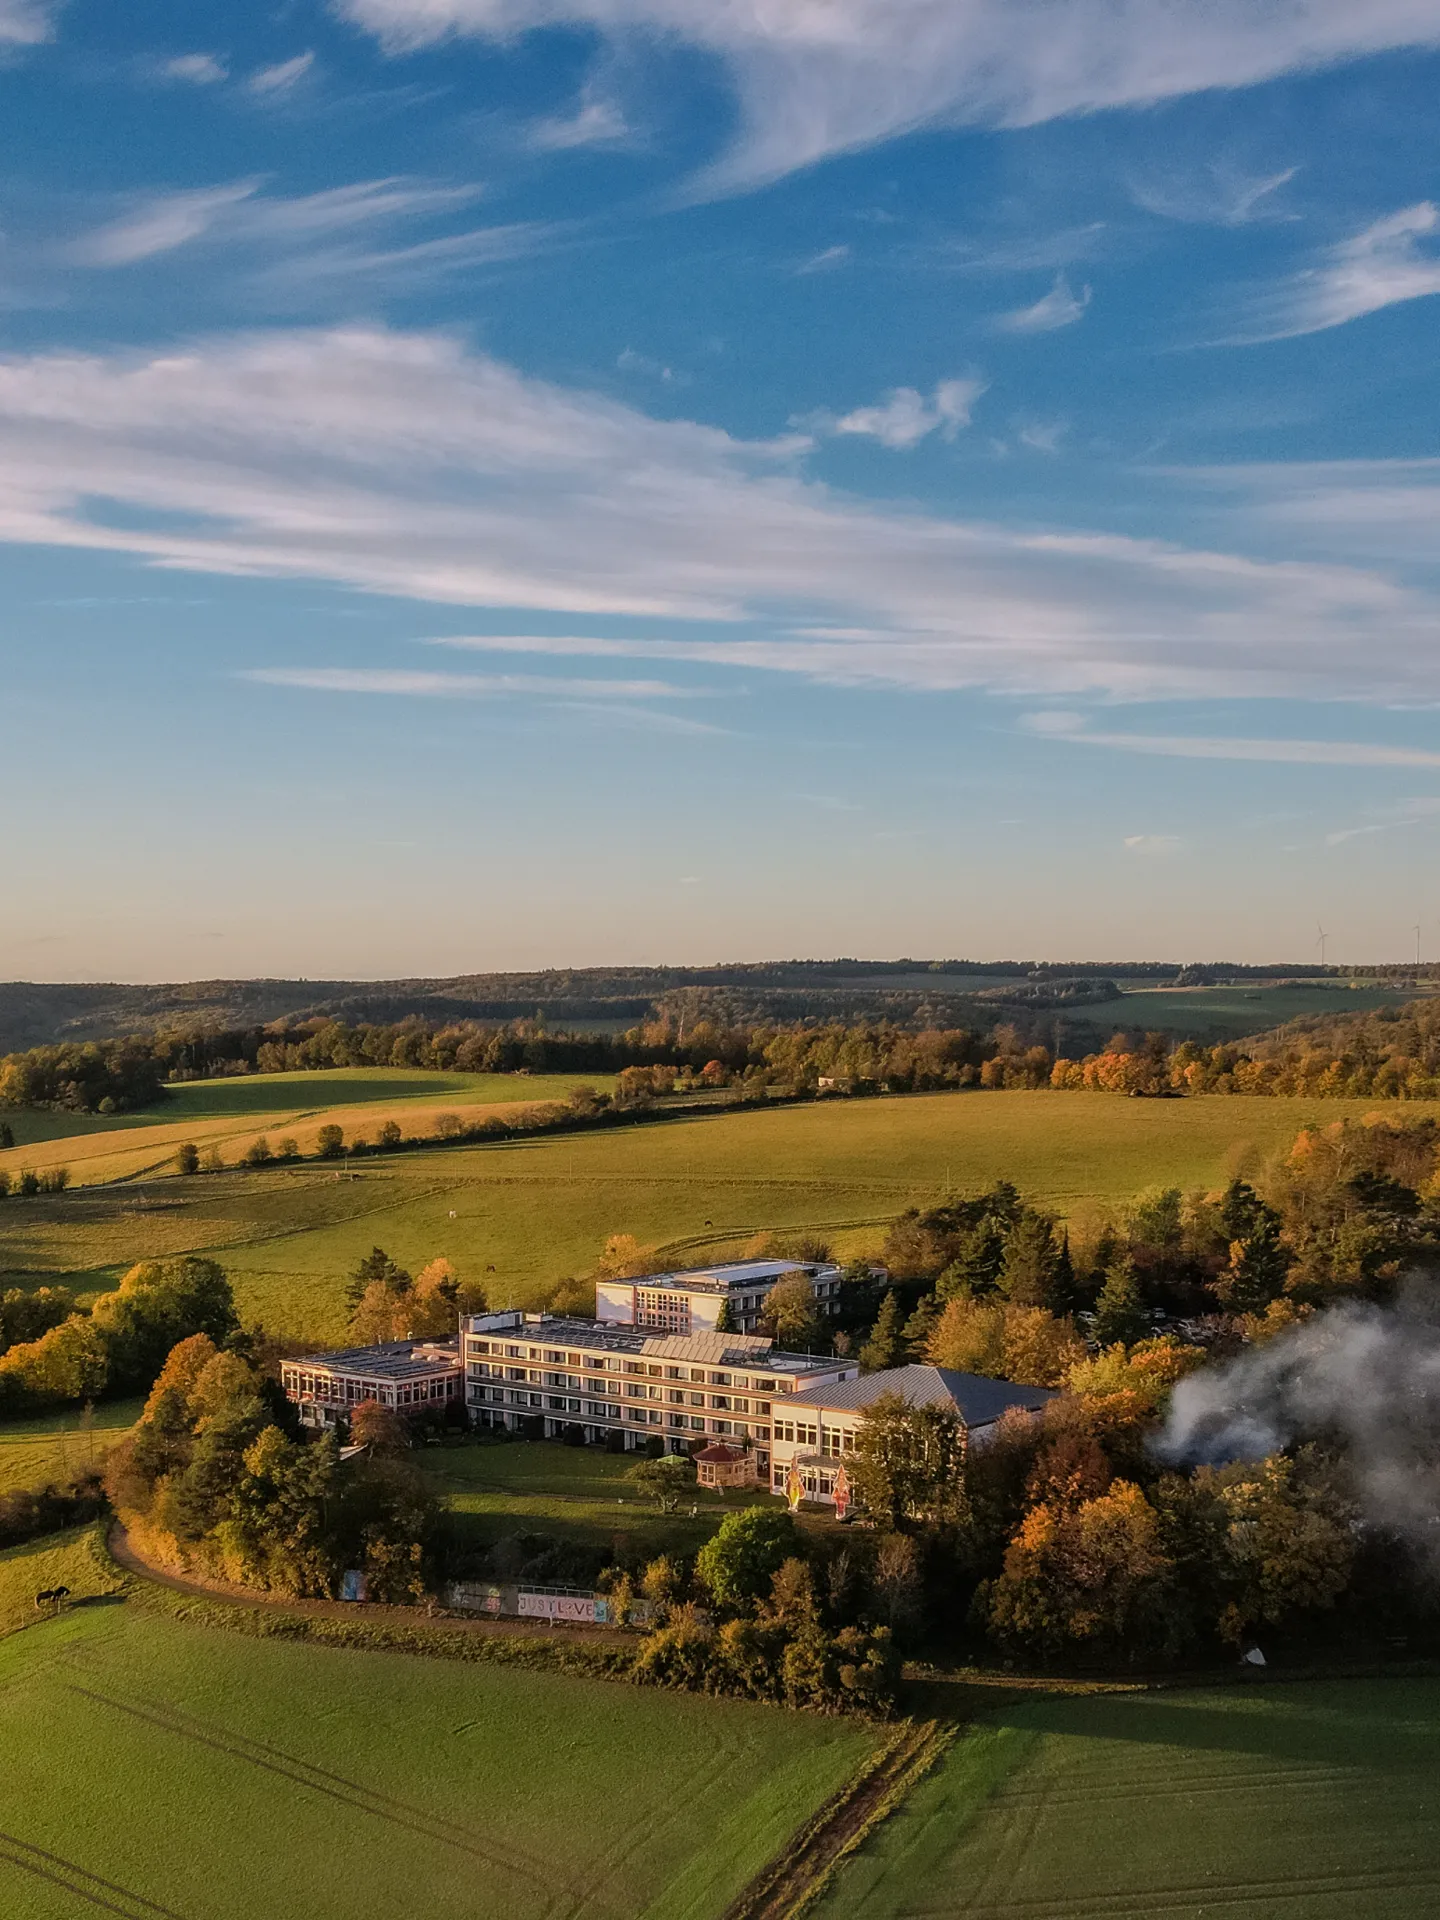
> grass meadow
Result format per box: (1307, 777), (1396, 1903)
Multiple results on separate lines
(1, 1089), (1429, 1337)
(814, 1678), (1440, 1919)
(0, 1067), (616, 1182)
(425, 1438), (793, 1567)
(1107, 979), (1428, 1040)
(0, 1399), (143, 1494)
(0, 1590), (873, 1920)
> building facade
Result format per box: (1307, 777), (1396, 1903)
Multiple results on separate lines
(767, 1364), (1056, 1505)
(281, 1340), (463, 1430)
(595, 1258), (844, 1337)
(462, 1309), (855, 1476)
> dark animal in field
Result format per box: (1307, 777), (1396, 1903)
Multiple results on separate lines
(33, 1585), (70, 1609)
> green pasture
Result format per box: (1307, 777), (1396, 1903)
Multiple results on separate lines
(425, 1439), (782, 1569)
(1, 1090), (1425, 1339)
(0, 1398), (142, 1494)
(1, 1068), (610, 1149)
(0, 1593), (871, 1920)
(1110, 980), (1431, 1041)
(0, 1527), (123, 1636)
(816, 1677), (1440, 1919)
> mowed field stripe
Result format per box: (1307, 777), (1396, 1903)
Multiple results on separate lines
(67, 1686), (577, 1908)
(917, 1862), (1440, 1917)
(0, 1830), (191, 1920)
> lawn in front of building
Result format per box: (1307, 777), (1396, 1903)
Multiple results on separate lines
(421, 1437), (787, 1572)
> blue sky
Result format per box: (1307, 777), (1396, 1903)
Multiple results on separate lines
(7, 1), (1440, 979)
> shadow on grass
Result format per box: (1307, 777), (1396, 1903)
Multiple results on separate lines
(979, 1679), (1440, 1774)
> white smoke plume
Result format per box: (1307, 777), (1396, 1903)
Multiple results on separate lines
(1160, 1294), (1440, 1559)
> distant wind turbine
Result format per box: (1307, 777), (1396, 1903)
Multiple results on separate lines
(1316, 923), (1329, 968)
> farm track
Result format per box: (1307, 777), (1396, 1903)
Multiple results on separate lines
(106, 1522), (631, 1648)
(721, 1719), (955, 1920)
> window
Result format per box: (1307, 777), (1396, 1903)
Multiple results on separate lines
(625, 1361), (644, 1376)
(647, 1364), (663, 1378)
(709, 1372), (730, 1387)
(822, 1430), (842, 1458)
(545, 1350), (564, 1364)
(842, 1430), (857, 1453)
(688, 1392), (705, 1408)
(665, 1366), (683, 1380)
(505, 1344), (523, 1359)
(668, 1389), (686, 1405)
(528, 1347), (542, 1360)
(690, 1369), (705, 1382)
(471, 1340), (490, 1354)
(586, 1356), (605, 1369)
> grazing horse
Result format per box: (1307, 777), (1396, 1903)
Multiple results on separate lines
(33, 1585), (70, 1611)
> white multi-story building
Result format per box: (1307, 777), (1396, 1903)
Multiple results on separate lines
(281, 1340), (463, 1430)
(768, 1364), (1056, 1505)
(595, 1258), (844, 1337)
(462, 1310), (856, 1475)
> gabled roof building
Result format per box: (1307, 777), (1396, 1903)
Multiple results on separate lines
(769, 1363), (1055, 1505)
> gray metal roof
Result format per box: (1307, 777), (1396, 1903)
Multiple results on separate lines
(285, 1340), (461, 1383)
(787, 1364), (1055, 1428)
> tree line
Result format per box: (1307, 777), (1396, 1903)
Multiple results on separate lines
(13, 996), (1440, 1120)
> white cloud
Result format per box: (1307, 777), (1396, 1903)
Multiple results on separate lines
(1166, 457), (1440, 566)
(162, 52), (228, 84)
(1017, 419), (1067, 454)
(1021, 714), (1440, 768)
(528, 89), (630, 149)
(1, 324), (1438, 705)
(0, 0), (57, 46)
(1132, 163), (1299, 226)
(68, 177), (493, 270)
(1123, 834), (1180, 854)
(1253, 202), (1440, 338)
(999, 274), (1090, 333)
(241, 666), (695, 697)
(332, 0), (1440, 193)
(812, 376), (984, 450)
(71, 182), (260, 267)
(795, 245), (850, 275)
(248, 52), (315, 95)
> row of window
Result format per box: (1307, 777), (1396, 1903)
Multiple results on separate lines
(283, 1370), (457, 1404)
(467, 1360), (774, 1411)
(465, 1341), (793, 1394)
(465, 1385), (771, 1442)
(772, 1418), (858, 1454)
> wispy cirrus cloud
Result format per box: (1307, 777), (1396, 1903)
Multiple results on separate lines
(241, 666), (698, 698)
(1132, 162), (1299, 227)
(334, 0), (1440, 195)
(999, 274), (1090, 333)
(1021, 712), (1440, 768)
(247, 52), (315, 95)
(802, 376), (985, 450)
(67, 176), (516, 278)
(1, 324), (1438, 706)
(1246, 202), (1440, 339)
(527, 85), (631, 150)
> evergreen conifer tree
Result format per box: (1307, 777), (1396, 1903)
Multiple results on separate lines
(1091, 1256), (1150, 1348)
(859, 1290), (905, 1373)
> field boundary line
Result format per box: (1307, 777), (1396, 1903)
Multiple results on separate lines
(719, 1718), (955, 1920)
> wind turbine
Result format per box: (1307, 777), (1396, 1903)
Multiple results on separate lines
(1315, 923), (1329, 968)
(1415, 924), (1424, 968)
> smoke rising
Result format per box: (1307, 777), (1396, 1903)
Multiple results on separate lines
(1160, 1293), (1440, 1560)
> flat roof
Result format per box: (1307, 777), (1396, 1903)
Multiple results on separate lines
(463, 1313), (846, 1377)
(285, 1341), (461, 1383)
(602, 1259), (837, 1296)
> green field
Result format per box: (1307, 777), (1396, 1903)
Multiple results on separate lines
(0, 1586), (872, 1920)
(0, 1527), (124, 1635)
(0, 1399), (142, 1494)
(0, 1090), (1424, 1338)
(0, 1067), (615, 1181)
(1108, 980), (1429, 1041)
(816, 1678), (1440, 1919)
